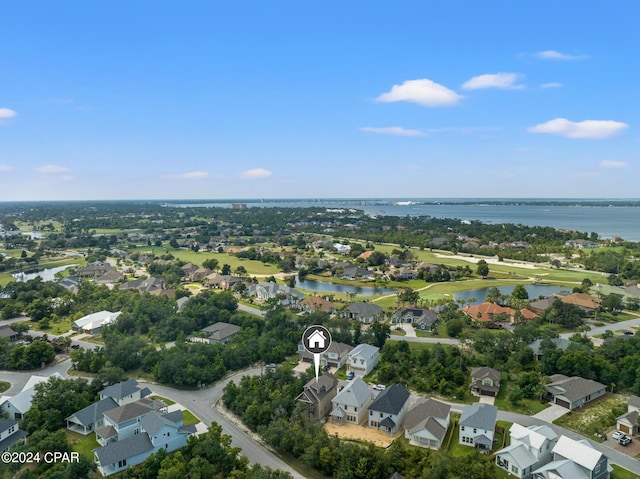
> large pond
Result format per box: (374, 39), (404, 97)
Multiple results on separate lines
(454, 284), (571, 304)
(295, 277), (397, 296)
(12, 264), (78, 282)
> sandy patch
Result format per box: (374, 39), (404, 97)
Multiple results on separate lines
(325, 421), (402, 448)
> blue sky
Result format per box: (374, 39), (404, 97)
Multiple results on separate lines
(1, 1), (638, 200)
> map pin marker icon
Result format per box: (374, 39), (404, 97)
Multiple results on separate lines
(302, 325), (332, 383)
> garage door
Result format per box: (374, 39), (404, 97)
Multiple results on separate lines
(555, 398), (571, 409)
(620, 424), (631, 434)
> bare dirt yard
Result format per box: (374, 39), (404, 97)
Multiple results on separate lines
(324, 421), (403, 448)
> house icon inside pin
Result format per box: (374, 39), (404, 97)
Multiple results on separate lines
(308, 329), (327, 349)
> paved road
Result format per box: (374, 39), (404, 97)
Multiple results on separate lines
(560, 314), (640, 340)
(0, 358), (73, 396)
(237, 303), (267, 317)
(143, 369), (304, 479)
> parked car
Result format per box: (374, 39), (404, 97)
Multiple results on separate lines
(620, 435), (632, 446)
(624, 330), (634, 336)
(346, 371), (354, 380)
(372, 384), (386, 391)
(70, 344), (80, 349)
(612, 430), (625, 441)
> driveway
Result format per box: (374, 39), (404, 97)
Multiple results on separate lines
(478, 395), (496, 405)
(532, 403), (571, 422)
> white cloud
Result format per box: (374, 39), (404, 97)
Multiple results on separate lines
(462, 73), (524, 90)
(179, 171), (208, 179)
(360, 126), (425, 137)
(527, 118), (629, 139)
(0, 165), (13, 172)
(240, 168), (272, 179)
(0, 108), (17, 119)
(600, 160), (629, 168)
(541, 82), (563, 89)
(534, 50), (588, 61)
(35, 164), (70, 174)
(375, 79), (462, 107)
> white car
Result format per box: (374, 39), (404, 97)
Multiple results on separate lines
(612, 430), (625, 441)
(372, 384), (386, 391)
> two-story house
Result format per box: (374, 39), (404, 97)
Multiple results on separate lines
(298, 341), (354, 369)
(296, 373), (338, 420)
(99, 379), (152, 406)
(470, 366), (502, 397)
(94, 410), (196, 476)
(0, 419), (27, 452)
(95, 399), (166, 446)
(404, 397), (451, 449)
(459, 403), (498, 452)
(495, 423), (558, 479)
(367, 384), (410, 435)
(330, 377), (373, 425)
(530, 435), (611, 479)
(347, 343), (380, 377)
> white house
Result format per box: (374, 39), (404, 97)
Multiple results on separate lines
(616, 395), (640, 437)
(0, 373), (63, 420)
(459, 403), (498, 452)
(531, 435), (611, 479)
(347, 343), (380, 376)
(495, 423), (557, 478)
(330, 377), (373, 425)
(404, 397), (451, 450)
(0, 419), (27, 452)
(72, 311), (122, 335)
(99, 379), (152, 407)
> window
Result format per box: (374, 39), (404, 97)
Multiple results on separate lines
(354, 407), (358, 412)
(380, 413), (383, 418)
(134, 428), (139, 435)
(595, 464), (601, 474)
(473, 428), (477, 433)
(118, 459), (127, 468)
(461, 426), (465, 431)
(511, 466), (518, 474)
(370, 411), (373, 415)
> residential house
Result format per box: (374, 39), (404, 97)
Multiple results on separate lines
(66, 397), (119, 435)
(247, 282), (304, 305)
(368, 384), (410, 435)
(616, 395), (640, 437)
(348, 343), (380, 376)
(565, 239), (599, 249)
(204, 273), (242, 290)
(390, 267), (417, 281)
(559, 293), (602, 313)
(189, 322), (241, 345)
(330, 377), (373, 425)
(529, 297), (557, 314)
(176, 296), (190, 313)
(333, 243), (351, 255)
(341, 265), (375, 281)
(99, 379), (152, 407)
(95, 399), (166, 446)
(530, 435), (610, 479)
(459, 403), (498, 452)
(463, 303), (537, 323)
(527, 338), (571, 361)
(299, 296), (337, 314)
(495, 423), (558, 479)
(298, 341), (354, 369)
(0, 419), (27, 452)
(75, 262), (123, 284)
(72, 310), (122, 335)
(94, 409), (196, 476)
(343, 302), (383, 323)
(470, 366), (502, 397)
(118, 277), (165, 294)
(59, 277), (80, 294)
(0, 325), (18, 342)
(0, 373), (63, 420)
(404, 397), (451, 449)
(545, 375), (606, 410)
(296, 373), (338, 420)
(392, 307), (438, 331)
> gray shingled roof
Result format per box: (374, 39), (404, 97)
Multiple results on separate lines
(470, 366), (501, 383)
(404, 397), (451, 431)
(0, 422), (26, 452)
(201, 322), (241, 341)
(104, 401), (154, 424)
(100, 379), (142, 401)
(66, 397), (118, 427)
(629, 395), (640, 409)
(139, 411), (179, 437)
(94, 434), (153, 466)
(459, 403), (497, 431)
(346, 302), (383, 317)
(545, 376), (606, 404)
(369, 384), (410, 415)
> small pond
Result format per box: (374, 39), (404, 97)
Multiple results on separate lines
(295, 277), (397, 296)
(12, 264), (78, 282)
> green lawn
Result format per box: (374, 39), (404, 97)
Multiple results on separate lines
(612, 465), (640, 479)
(0, 272), (15, 287)
(0, 381), (10, 394)
(182, 410), (200, 426)
(65, 430), (99, 460)
(494, 374), (548, 415)
(151, 395), (176, 406)
(19, 318), (73, 336)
